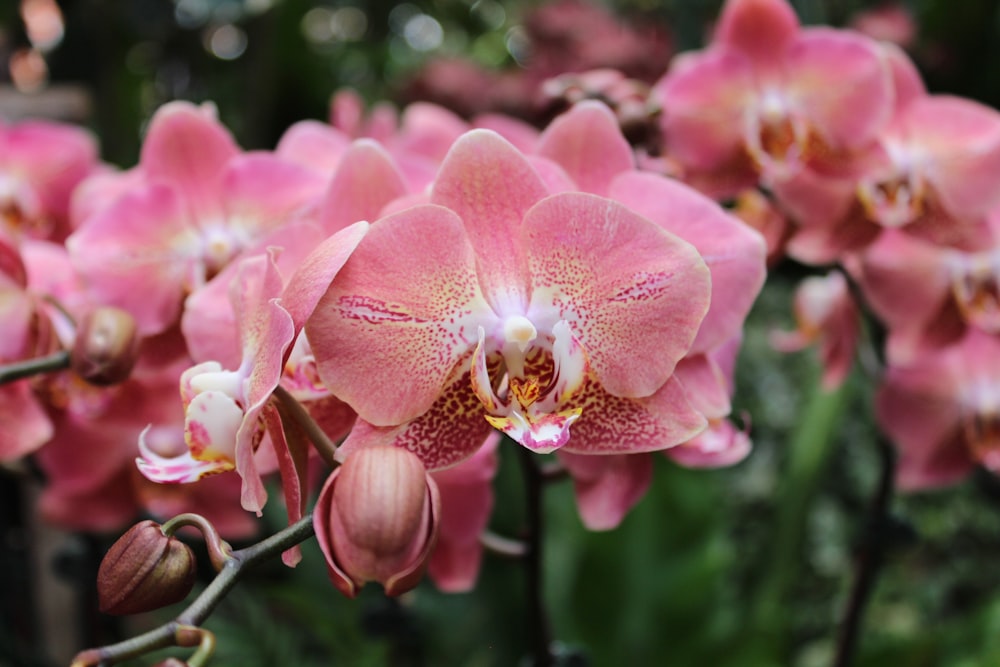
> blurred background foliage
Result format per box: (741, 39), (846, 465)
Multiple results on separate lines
(3, 1), (1000, 666)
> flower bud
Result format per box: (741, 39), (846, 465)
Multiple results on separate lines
(314, 446), (440, 598)
(97, 520), (196, 615)
(71, 306), (140, 386)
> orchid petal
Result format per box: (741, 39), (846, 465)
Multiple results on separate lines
(715, 0), (799, 66)
(558, 451), (653, 531)
(67, 183), (201, 334)
(139, 102), (239, 223)
(431, 130), (547, 313)
(308, 205), (494, 426)
(536, 101), (633, 196)
(609, 172), (766, 353)
(318, 140), (408, 234)
(523, 191), (711, 398)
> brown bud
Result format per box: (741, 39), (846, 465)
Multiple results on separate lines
(97, 520), (196, 615)
(71, 306), (140, 385)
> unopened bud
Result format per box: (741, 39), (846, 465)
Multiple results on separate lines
(71, 306), (140, 385)
(314, 446), (440, 598)
(97, 520), (196, 615)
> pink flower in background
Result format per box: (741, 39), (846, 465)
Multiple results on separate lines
(654, 0), (892, 197)
(308, 129), (714, 468)
(0, 118), (98, 242)
(857, 204), (1000, 364)
(68, 101), (326, 335)
(877, 329), (1000, 489)
(427, 434), (499, 592)
(771, 271), (860, 389)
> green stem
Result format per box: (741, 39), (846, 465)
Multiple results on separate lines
(517, 447), (554, 667)
(70, 515), (315, 667)
(751, 376), (851, 648)
(0, 350), (70, 385)
(271, 384), (339, 469)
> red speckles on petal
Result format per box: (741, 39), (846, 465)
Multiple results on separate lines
(608, 270), (676, 303)
(336, 295), (427, 324)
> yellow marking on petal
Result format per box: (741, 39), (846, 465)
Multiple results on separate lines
(510, 376), (541, 407)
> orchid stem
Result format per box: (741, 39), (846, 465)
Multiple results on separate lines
(271, 384), (339, 469)
(0, 350), (70, 385)
(517, 446), (555, 667)
(832, 436), (896, 667)
(70, 514), (315, 667)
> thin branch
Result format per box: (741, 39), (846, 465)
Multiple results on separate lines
(0, 350), (70, 385)
(517, 446), (555, 667)
(70, 514), (315, 667)
(271, 384), (339, 469)
(831, 437), (897, 667)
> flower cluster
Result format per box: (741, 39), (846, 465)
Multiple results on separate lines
(652, 0), (1000, 489)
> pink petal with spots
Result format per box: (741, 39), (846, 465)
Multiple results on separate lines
(609, 172), (766, 353)
(308, 205), (494, 426)
(318, 140), (409, 234)
(281, 220), (369, 334)
(714, 0), (799, 66)
(231, 252), (296, 512)
(655, 49), (754, 171)
(335, 365), (494, 471)
(523, 192), (711, 398)
(67, 183), (202, 335)
(787, 29), (892, 149)
(558, 451), (652, 531)
(140, 102), (239, 223)
(561, 374), (708, 455)
(431, 130), (548, 313)
(536, 101), (633, 196)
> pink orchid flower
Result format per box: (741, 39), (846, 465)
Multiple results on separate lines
(68, 101), (326, 335)
(857, 204), (1000, 364)
(308, 129), (714, 469)
(877, 329), (1000, 489)
(654, 0), (892, 196)
(0, 118), (98, 241)
(138, 221), (367, 513)
(771, 271), (860, 389)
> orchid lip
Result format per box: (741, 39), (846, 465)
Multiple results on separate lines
(471, 318), (589, 452)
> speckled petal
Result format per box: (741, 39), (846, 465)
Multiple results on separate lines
(307, 205), (495, 426)
(523, 191), (711, 398)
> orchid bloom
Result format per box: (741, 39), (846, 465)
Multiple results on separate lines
(136, 251), (294, 512)
(308, 129), (713, 469)
(0, 118), (98, 241)
(68, 101), (326, 335)
(137, 221), (368, 513)
(655, 0), (892, 195)
(877, 329), (1000, 489)
(771, 271), (860, 389)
